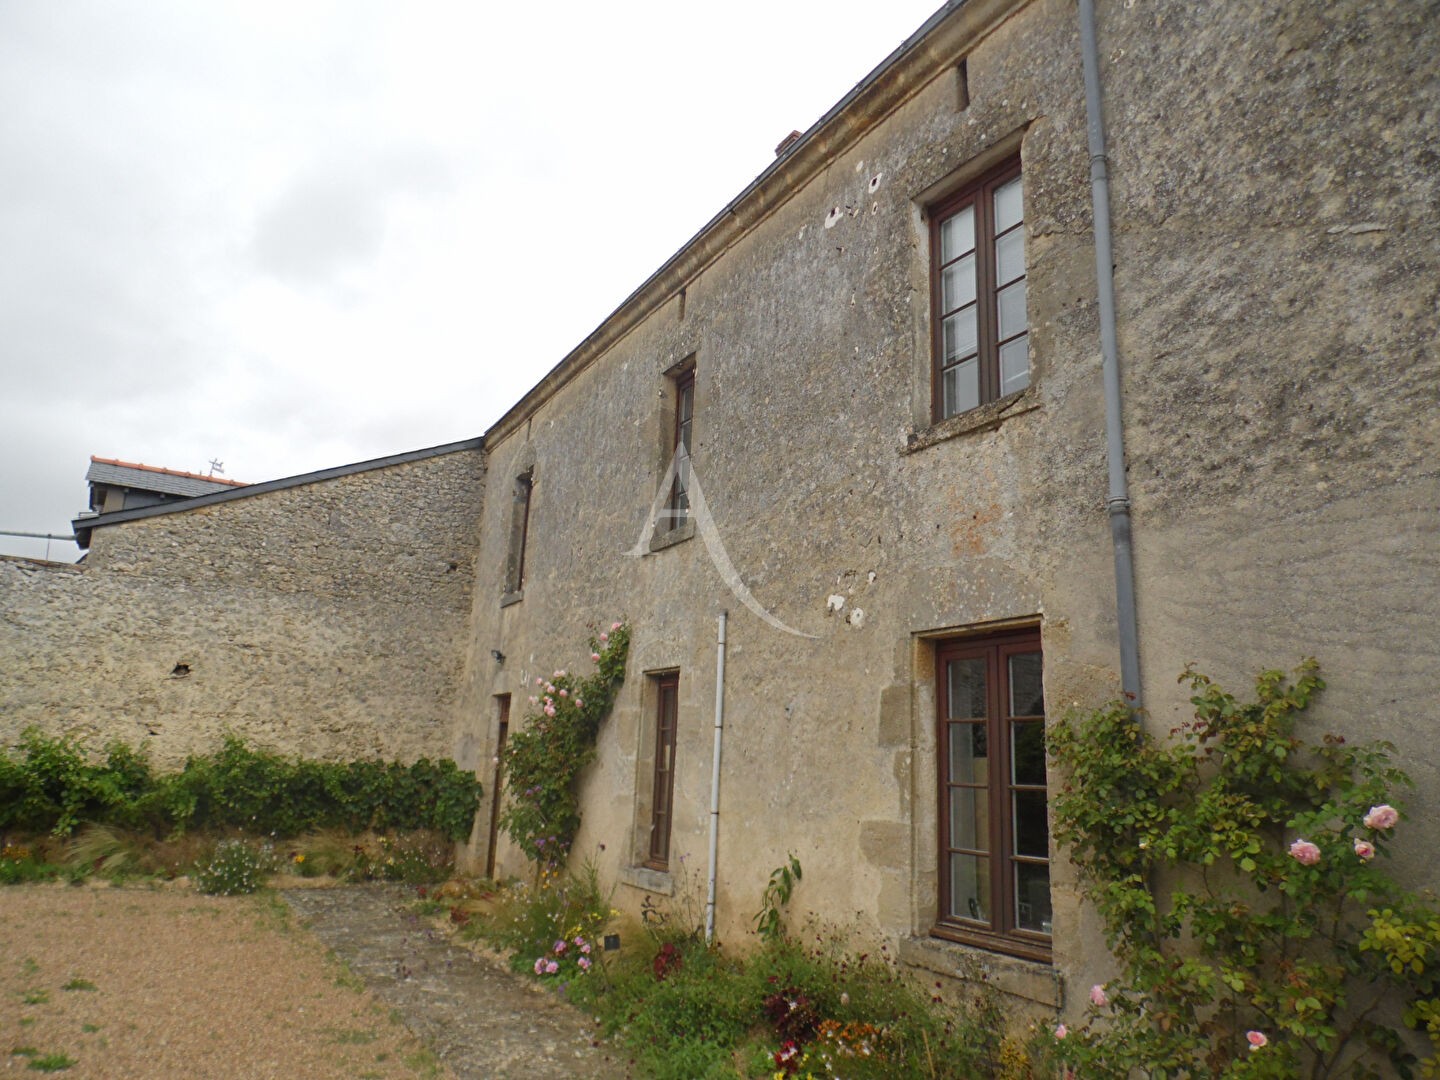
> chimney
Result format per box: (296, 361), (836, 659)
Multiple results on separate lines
(774, 129), (803, 157)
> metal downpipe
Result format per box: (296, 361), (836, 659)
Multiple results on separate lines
(1078, 0), (1143, 707)
(705, 611), (728, 943)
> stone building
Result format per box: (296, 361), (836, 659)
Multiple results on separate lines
(2, 0), (1435, 1022)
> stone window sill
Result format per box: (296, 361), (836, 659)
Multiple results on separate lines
(902, 388), (1040, 454)
(647, 519), (695, 553)
(618, 864), (674, 895)
(898, 935), (1061, 1009)
(500, 589), (524, 609)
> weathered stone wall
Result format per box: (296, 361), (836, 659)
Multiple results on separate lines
(452, 0), (1438, 1019)
(1, 447), (485, 767)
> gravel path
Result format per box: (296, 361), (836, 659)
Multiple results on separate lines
(281, 885), (628, 1080)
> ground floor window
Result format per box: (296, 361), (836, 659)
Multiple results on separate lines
(934, 628), (1051, 960)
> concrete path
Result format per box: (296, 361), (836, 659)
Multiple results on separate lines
(282, 885), (628, 1080)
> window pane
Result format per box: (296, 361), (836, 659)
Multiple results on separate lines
(1011, 720), (1046, 786)
(999, 337), (1030, 396)
(949, 852), (990, 924)
(947, 657), (988, 719)
(940, 205), (975, 262)
(993, 176), (1023, 233)
(995, 229), (1025, 286)
(949, 721), (989, 782)
(1014, 862), (1052, 934)
(948, 786), (989, 851)
(941, 254), (976, 313)
(1013, 790), (1049, 858)
(942, 306), (977, 363)
(1008, 652), (1044, 716)
(997, 279), (1027, 340)
(942, 358), (978, 418)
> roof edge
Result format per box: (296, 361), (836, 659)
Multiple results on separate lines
(483, 0), (1025, 448)
(72, 436), (484, 547)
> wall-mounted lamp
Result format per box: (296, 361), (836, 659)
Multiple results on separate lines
(490, 649), (506, 664)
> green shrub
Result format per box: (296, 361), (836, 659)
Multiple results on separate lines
(0, 844), (60, 885)
(1048, 661), (1440, 1077)
(194, 838), (275, 896)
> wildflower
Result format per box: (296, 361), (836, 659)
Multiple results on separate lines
(534, 958), (545, 975)
(1289, 839), (1321, 865)
(580, 941), (591, 954)
(1364, 804), (1399, 830)
(554, 939), (568, 955)
(1353, 838), (1376, 860)
(1247, 1030), (1268, 1050)
(591, 652), (601, 661)
(1089, 984), (1108, 1007)
(293, 854), (304, 864)
(578, 956), (591, 970)
(839, 992), (849, 1006)
(1054, 1023), (1068, 1039)
(545, 960), (559, 974)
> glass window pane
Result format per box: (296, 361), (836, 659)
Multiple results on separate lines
(997, 279), (1027, 340)
(942, 306), (978, 363)
(1008, 652), (1044, 716)
(1011, 720), (1046, 786)
(941, 362), (979, 418)
(1013, 790), (1049, 858)
(1014, 861), (1052, 934)
(941, 254), (976, 313)
(948, 786), (989, 851)
(940, 205), (975, 262)
(999, 336), (1029, 396)
(995, 229), (1025, 286)
(948, 723), (989, 785)
(946, 657), (988, 719)
(994, 176), (1023, 233)
(949, 853), (990, 925)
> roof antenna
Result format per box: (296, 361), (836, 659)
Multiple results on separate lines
(207, 458), (225, 476)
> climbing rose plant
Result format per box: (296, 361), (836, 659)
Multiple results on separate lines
(499, 621), (630, 868)
(1048, 660), (1440, 1078)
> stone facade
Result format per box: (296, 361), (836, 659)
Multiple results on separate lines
(2, 0), (1435, 1026)
(452, 0), (1439, 1018)
(1, 445), (484, 766)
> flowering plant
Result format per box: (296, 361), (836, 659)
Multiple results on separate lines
(1049, 661), (1440, 1077)
(498, 622), (630, 868)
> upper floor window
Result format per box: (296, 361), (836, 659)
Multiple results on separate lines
(931, 161), (1028, 421)
(667, 368), (695, 529)
(502, 469), (532, 601)
(935, 628), (1050, 961)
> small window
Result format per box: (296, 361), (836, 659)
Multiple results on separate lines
(666, 368), (695, 530)
(931, 160), (1028, 421)
(503, 470), (532, 600)
(645, 671), (680, 871)
(934, 628), (1050, 960)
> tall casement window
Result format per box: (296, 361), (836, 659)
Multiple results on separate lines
(645, 671), (680, 871)
(502, 469), (532, 601)
(935, 629), (1050, 960)
(666, 367), (695, 529)
(931, 160), (1028, 420)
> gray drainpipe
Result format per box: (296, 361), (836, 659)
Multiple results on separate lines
(1078, 0), (1143, 708)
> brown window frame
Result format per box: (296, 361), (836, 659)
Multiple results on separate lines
(502, 469), (532, 599)
(665, 368), (695, 530)
(645, 671), (680, 871)
(930, 158), (1028, 422)
(934, 628), (1051, 962)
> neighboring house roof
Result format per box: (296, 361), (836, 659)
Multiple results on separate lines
(72, 438), (483, 549)
(86, 456), (248, 498)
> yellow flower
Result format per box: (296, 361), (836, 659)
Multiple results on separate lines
(293, 854), (305, 863)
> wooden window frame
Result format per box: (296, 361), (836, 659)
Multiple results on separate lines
(645, 671), (680, 871)
(665, 368), (695, 530)
(502, 469), (532, 601)
(933, 628), (1051, 962)
(930, 157), (1028, 422)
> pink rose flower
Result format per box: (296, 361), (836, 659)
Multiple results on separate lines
(528, 696), (538, 705)
(1364, 804), (1399, 830)
(591, 652), (601, 661)
(599, 632), (608, 643)
(544, 960), (559, 974)
(575, 698), (583, 707)
(559, 689), (568, 697)
(1090, 984), (1108, 1007)
(1247, 1030), (1268, 1050)
(535, 677), (544, 686)
(1054, 1024), (1067, 1040)
(544, 705), (556, 717)
(580, 942), (591, 954)
(554, 670), (566, 678)
(611, 621), (622, 631)
(1289, 839), (1321, 865)
(1353, 838), (1376, 860)
(554, 940), (567, 955)
(545, 683), (555, 693)
(533, 958), (544, 974)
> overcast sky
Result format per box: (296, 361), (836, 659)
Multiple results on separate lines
(0, 0), (943, 562)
